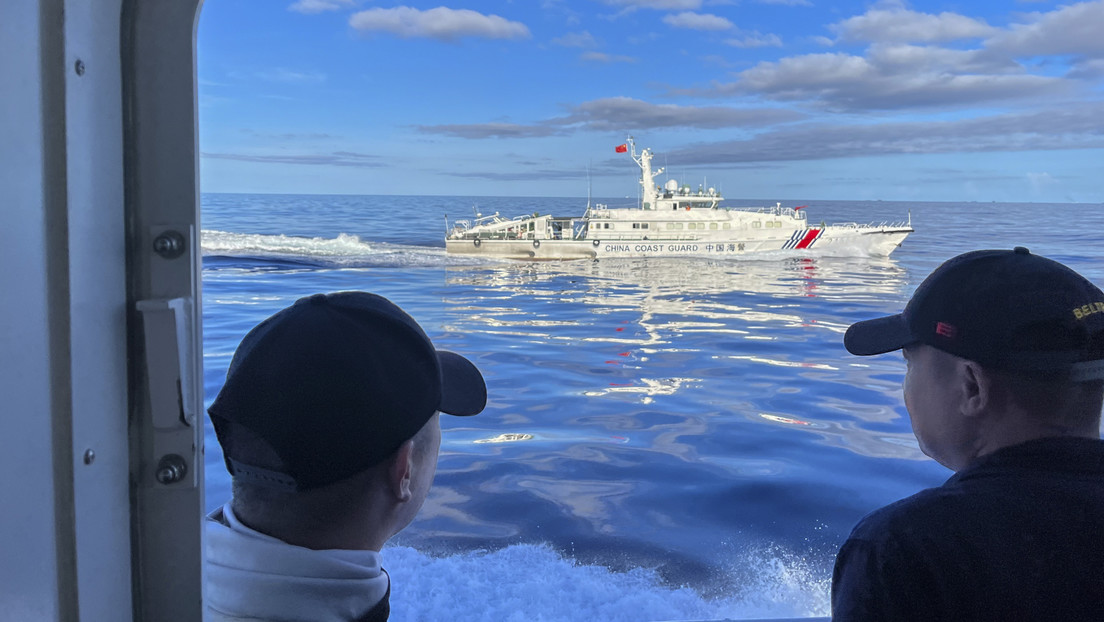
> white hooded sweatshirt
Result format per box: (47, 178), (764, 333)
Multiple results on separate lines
(204, 503), (390, 622)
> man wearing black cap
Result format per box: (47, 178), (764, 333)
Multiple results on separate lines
(203, 292), (487, 622)
(832, 247), (1104, 621)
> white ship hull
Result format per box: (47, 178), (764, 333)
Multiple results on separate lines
(446, 225), (911, 260)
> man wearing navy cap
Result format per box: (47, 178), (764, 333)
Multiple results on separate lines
(832, 248), (1104, 621)
(203, 292), (487, 622)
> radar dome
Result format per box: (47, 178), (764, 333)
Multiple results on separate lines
(664, 179), (679, 192)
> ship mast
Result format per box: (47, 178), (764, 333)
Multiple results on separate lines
(627, 136), (662, 210)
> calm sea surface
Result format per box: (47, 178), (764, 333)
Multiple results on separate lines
(201, 193), (1104, 621)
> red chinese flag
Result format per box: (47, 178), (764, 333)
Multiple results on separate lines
(615, 144), (628, 153)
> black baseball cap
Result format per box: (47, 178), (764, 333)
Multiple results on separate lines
(845, 247), (1104, 381)
(208, 291), (487, 491)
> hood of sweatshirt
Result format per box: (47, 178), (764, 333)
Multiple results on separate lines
(204, 502), (389, 622)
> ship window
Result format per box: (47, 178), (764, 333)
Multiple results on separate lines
(753, 222), (761, 228)
(710, 223), (718, 230)
(677, 223), (684, 230)
(603, 223), (610, 229)
(642, 223), (648, 229)
(723, 223), (730, 229)
(775, 221), (782, 227)
(667, 223), (675, 230)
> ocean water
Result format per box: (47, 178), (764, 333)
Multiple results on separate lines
(200, 193), (1104, 621)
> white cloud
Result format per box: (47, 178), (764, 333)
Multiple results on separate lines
(1068, 58), (1104, 80)
(551, 96), (805, 130)
(288, 0), (355, 14)
(680, 2), (1104, 113)
(255, 68), (327, 84)
(663, 12), (733, 31)
(422, 103), (1104, 168)
(552, 31), (599, 48)
(415, 97), (804, 137)
(832, 6), (998, 43)
(663, 103), (1104, 165)
(985, 0), (1104, 57)
(202, 151), (385, 168)
(580, 51), (637, 63)
(725, 31), (783, 48)
(755, 0), (811, 6)
(866, 43), (1014, 75)
(739, 53), (874, 90)
(1026, 171), (1059, 195)
(700, 54), (736, 67)
(600, 0), (702, 9)
(349, 7), (531, 41)
(691, 51), (1071, 111)
(414, 122), (563, 139)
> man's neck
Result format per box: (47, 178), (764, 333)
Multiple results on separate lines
(232, 499), (392, 551)
(969, 418), (1100, 467)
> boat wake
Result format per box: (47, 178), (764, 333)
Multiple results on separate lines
(385, 541), (830, 621)
(201, 230), (494, 269)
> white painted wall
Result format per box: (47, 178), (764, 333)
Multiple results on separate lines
(0, 1), (68, 619)
(0, 0), (199, 619)
(64, 0), (135, 620)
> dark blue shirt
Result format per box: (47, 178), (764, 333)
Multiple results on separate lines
(832, 436), (1104, 621)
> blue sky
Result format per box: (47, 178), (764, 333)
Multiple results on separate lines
(198, 0), (1104, 202)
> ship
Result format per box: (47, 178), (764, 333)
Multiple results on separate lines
(446, 138), (912, 260)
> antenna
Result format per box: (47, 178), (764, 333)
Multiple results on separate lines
(586, 162), (592, 211)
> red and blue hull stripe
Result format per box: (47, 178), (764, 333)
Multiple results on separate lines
(783, 228), (823, 250)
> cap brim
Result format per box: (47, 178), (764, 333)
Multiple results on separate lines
(844, 314), (915, 356)
(437, 351), (487, 416)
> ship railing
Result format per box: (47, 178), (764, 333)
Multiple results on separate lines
(829, 220), (912, 230)
(587, 233), (717, 242)
(465, 211), (540, 228)
(720, 205), (804, 218)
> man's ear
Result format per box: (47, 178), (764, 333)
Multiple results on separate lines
(960, 360), (993, 418)
(387, 439), (415, 502)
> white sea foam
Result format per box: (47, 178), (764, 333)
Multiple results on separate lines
(200, 229), (497, 267)
(201, 229), (418, 267)
(385, 543), (829, 622)
(202, 230), (375, 257)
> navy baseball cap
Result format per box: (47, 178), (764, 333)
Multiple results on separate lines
(845, 247), (1104, 381)
(209, 291), (486, 491)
